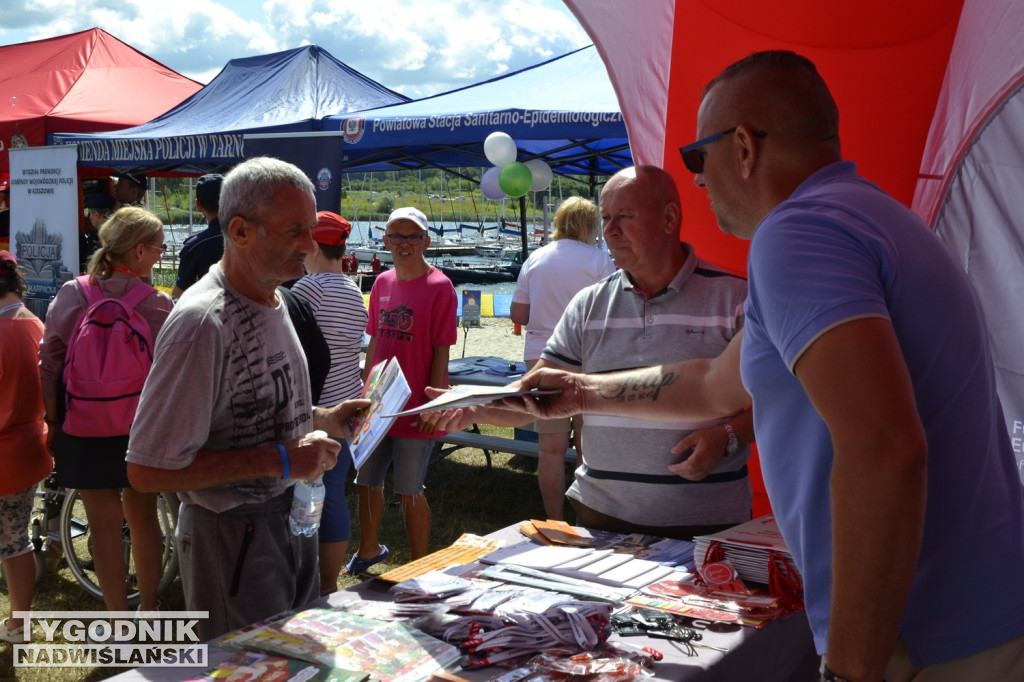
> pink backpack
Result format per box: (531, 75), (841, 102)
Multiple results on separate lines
(61, 276), (156, 438)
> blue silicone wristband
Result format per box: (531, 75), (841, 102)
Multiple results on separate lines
(277, 443), (290, 480)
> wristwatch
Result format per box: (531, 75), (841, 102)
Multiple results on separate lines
(722, 422), (740, 456)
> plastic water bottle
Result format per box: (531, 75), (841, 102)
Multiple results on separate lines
(289, 477), (325, 536)
(288, 431), (327, 536)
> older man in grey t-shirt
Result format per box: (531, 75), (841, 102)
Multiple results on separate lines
(127, 158), (367, 639)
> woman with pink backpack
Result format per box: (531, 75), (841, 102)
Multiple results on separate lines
(39, 206), (172, 620)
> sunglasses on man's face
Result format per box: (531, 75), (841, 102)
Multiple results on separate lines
(678, 127), (767, 174)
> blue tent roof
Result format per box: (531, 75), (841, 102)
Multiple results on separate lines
(49, 45), (408, 169)
(322, 45), (631, 176)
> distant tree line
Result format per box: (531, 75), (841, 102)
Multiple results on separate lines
(144, 168), (606, 225)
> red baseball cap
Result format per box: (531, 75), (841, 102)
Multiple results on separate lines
(311, 211), (351, 246)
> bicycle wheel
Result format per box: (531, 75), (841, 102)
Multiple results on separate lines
(60, 489), (180, 607)
(30, 478), (67, 584)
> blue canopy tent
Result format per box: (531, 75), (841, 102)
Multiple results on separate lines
(49, 45), (409, 209)
(322, 45), (631, 182)
(323, 45), (631, 260)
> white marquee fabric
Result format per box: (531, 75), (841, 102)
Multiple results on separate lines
(912, 0), (1024, 479)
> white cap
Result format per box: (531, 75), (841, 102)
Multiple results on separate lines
(384, 206), (429, 233)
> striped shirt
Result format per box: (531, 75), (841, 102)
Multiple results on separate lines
(291, 272), (368, 406)
(542, 244), (750, 528)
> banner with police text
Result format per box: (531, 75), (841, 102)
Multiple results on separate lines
(8, 145), (79, 320)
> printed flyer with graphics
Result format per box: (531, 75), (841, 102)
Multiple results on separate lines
(227, 608), (459, 682)
(348, 358), (411, 468)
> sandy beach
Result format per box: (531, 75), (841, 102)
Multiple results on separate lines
(451, 317), (526, 362)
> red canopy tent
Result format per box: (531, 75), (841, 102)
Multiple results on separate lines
(0, 28), (202, 177)
(564, 0), (1024, 512)
(565, 0), (972, 272)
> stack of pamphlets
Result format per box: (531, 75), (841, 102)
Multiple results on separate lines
(601, 532), (696, 568)
(186, 649), (368, 682)
(519, 519), (595, 547)
(692, 515), (798, 585)
(349, 358), (411, 469)
(227, 607), (460, 682)
(391, 571), (476, 602)
(377, 533), (503, 583)
(479, 542), (679, 597)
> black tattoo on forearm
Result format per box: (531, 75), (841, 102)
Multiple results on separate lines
(598, 370), (677, 404)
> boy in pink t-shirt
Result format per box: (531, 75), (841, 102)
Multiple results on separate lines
(348, 207), (457, 572)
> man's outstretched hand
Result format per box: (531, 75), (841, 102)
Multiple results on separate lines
(416, 387), (480, 433)
(416, 367), (593, 433)
(503, 367), (590, 419)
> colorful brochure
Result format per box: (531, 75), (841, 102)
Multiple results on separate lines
(186, 649), (367, 682)
(229, 607), (460, 682)
(348, 358), (411, 469)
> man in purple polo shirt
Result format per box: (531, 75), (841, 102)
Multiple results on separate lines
(498, 51), (1024, 681)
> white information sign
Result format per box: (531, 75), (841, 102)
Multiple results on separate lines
(8, 145), (79, 319)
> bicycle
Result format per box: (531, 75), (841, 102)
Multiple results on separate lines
(27, 474), (65, 583)
(59, 488), (180, 607)
(18, 475), (180, 607)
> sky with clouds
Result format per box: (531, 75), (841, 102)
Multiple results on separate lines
(0, 0), (591, 98)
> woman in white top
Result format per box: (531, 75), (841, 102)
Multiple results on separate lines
(510, 197), (615, 519)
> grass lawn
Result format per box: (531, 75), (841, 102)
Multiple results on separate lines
(0, 427), (567, 681)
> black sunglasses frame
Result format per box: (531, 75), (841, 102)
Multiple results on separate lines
(678, 127), (767, 174)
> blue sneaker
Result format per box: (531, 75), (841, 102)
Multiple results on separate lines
(345, 545), (390, 575)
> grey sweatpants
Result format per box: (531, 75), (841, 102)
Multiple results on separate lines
(176, 492), (319, 641)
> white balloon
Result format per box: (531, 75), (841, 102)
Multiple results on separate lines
(525, 159), (553, 191)
(480, 166), (507, 200)
(484, 131), (517, 166)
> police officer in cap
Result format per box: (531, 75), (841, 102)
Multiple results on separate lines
(172, 174), (224, 299)
(114, 171), (147, 208)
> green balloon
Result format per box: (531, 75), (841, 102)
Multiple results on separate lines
(499, 162), (533, 198)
